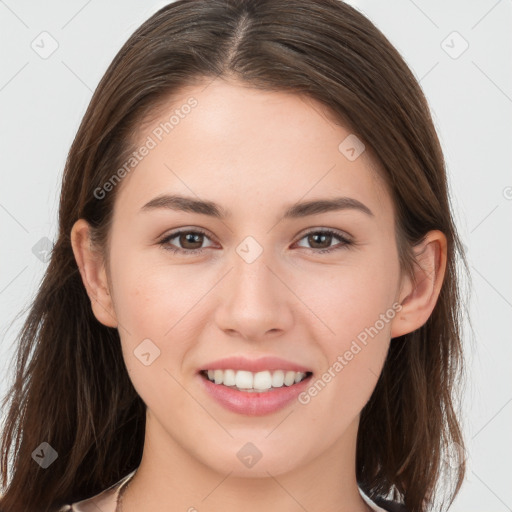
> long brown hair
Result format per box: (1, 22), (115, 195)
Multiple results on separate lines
(0, 1), (471, 511)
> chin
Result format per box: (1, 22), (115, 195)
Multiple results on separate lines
(198, 444), (308, 478)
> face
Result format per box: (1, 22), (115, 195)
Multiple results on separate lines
(89, 79), (408, 477)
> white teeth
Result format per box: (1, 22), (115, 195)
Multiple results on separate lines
(271, 370), (285, 388)
(223, 369), (236, 386)
(203, 369), (309, 391)
(284, 371), (296, 386)
(235, 370), (253, 389)
(214, 369), (223, 385)
(253, 370), (272, 391)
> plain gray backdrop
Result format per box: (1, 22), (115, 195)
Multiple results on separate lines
(0, 1), (511, 510)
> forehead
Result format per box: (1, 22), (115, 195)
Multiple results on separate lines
(113, 79), (393, 224)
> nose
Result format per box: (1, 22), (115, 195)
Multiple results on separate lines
(213, 248), (294, 342)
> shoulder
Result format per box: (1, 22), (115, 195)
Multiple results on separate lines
(54, 469), (137, 512)
(372, 495), (409, 512)
(359, 487), (409, 512)
(53, 486), (118, 512)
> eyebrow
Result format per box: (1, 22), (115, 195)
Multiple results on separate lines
(140, 194), (374, 219)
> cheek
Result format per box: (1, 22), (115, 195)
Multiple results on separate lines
(110, 248), (205, 333)
(304, 251), (398, 345)
(300, 251), (397, 403)
(109, 251), (215, 384)
(111, 260), (196, 403)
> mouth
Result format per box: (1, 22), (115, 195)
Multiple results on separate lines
(199, 368), (313, 392)
(196, 355), (314, 415)
(198, 368), (314, 415)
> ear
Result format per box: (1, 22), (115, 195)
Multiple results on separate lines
(70, 218), (118, 328)
(390, 230), (447, 338)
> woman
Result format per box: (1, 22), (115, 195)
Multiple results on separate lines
(0, 1), (469, 511)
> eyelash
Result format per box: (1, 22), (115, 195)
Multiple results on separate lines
(158, 228), (353, 256)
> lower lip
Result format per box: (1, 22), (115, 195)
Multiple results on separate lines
(198, 372), (313, 416)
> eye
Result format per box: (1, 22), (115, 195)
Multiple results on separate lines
(294, 229), (353, 254)
(158, 228), (353, 256)
(158, 228), (215, 255)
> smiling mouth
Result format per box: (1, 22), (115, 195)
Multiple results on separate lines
(199, 369), (313, 393)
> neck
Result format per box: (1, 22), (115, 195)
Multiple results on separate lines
(120, 412), (371, 512)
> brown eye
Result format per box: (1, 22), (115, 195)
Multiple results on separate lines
(307, 232), (334, 249)
(177, 232), (204, 250)
(295, 229), (353, 254)
(159, 229), (214, 255)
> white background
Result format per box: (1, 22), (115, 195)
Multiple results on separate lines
(0, 1), (511, 510)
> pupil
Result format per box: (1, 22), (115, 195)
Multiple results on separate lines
(182, 233), (202, 248)
(310, 233), (331, 248)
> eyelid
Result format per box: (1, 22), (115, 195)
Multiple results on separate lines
(159, 227), (351, 244)
(158, 226), (354, 255)
(159, 225), (213, 239)
(295, 226), (353, 242)
(159, 226), (217, 246)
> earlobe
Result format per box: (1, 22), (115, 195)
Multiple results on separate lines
(390, 230), (447, 338)
(70, 219), (118, 328)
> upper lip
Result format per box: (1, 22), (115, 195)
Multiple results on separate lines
(199, 356), (313, 374)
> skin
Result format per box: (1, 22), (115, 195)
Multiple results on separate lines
(71, 78), (447, 512)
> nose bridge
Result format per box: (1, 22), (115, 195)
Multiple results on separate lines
(230, 234), (279, 300)
(215, 234), (292, 337)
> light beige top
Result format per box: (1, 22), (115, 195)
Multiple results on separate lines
(58, 469), (389, 511)
(56, 470), (136, 512)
